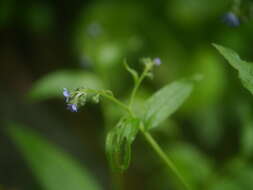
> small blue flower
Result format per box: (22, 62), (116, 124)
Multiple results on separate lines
(222, 12), (240, 27)
(67, 104), (78, 112)
(87, 23), (103, 37)
(153, 58), (162, 66)
(63, 88), (70, 102)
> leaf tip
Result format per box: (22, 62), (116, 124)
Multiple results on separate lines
(212, 43), (223, 52)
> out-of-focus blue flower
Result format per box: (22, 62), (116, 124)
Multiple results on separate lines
(63, 88), (70, 102)
(87, 23), (103, 37)
(67, 104), (78, 112)
(153, 58), (162, 66)
(222, 12), (240, 27)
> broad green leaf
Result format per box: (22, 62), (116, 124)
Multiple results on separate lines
(144, 78), (195, 129)
(213, 44), (253, 94)
(106, 116), (140, 172)
(29, 70), (104, 101)
(7, 123), (102, 190)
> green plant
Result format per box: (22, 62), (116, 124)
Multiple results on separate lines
(63, 58), (199, 190)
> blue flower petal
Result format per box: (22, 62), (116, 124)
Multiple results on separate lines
(223, 12), (240, 27)
(63, 88), (71, 102)
(153, 58), (162, 66)
(67, 104), (78, 112)
(63, 88), (70, 97)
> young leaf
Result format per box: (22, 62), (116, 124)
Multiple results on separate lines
(144, 78), (195, 129)
(123, 59), (139, 84)
(28, 70), (104, 101)
(213, 44), (253, 95)
(7, 123), (102, 190)
(106, 116), (140, 172)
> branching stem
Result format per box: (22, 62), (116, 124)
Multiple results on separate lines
(80, 89), (132, 116)
(84, 65), (190, 190)
(129, 66), (149, 108)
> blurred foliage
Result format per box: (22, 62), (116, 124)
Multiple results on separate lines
(2, 0), (253, 190)
(7, 123), (102, 190)
(29, 70), (104, 100)
(168, 143), (213, 189)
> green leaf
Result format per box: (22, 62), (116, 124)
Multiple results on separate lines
(144, 78), (195, 129)
(123, 59), (138, 84)
(28, 70), (104, 101)
(213, 43), (253, 94)
(6, 123), (102, 190)
(106, 116), (140, 172)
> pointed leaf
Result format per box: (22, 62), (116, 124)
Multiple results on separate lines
(123, 59), (138, 84)
(7, 123), (102, 190)
(213, 44), (253, 94)
(144, 78), (195, 129)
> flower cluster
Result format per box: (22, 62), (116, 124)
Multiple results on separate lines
(63, 57), (161, 112)
(63, 87), (104, 112)
(63, 88), (78, 112)
(139, 57), (162, 79)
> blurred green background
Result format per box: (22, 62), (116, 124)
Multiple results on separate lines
(1, 0), (253, 190)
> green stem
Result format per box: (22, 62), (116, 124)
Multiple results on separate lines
(81, 89), (132, 116)
(82, 76), (190, 190)
(110, 172), (124, 190)
(141, 128), (191, 190)
(129, 67), (148, 107)
(102, 93), (132, 115)
(129, 71), (190, 189)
